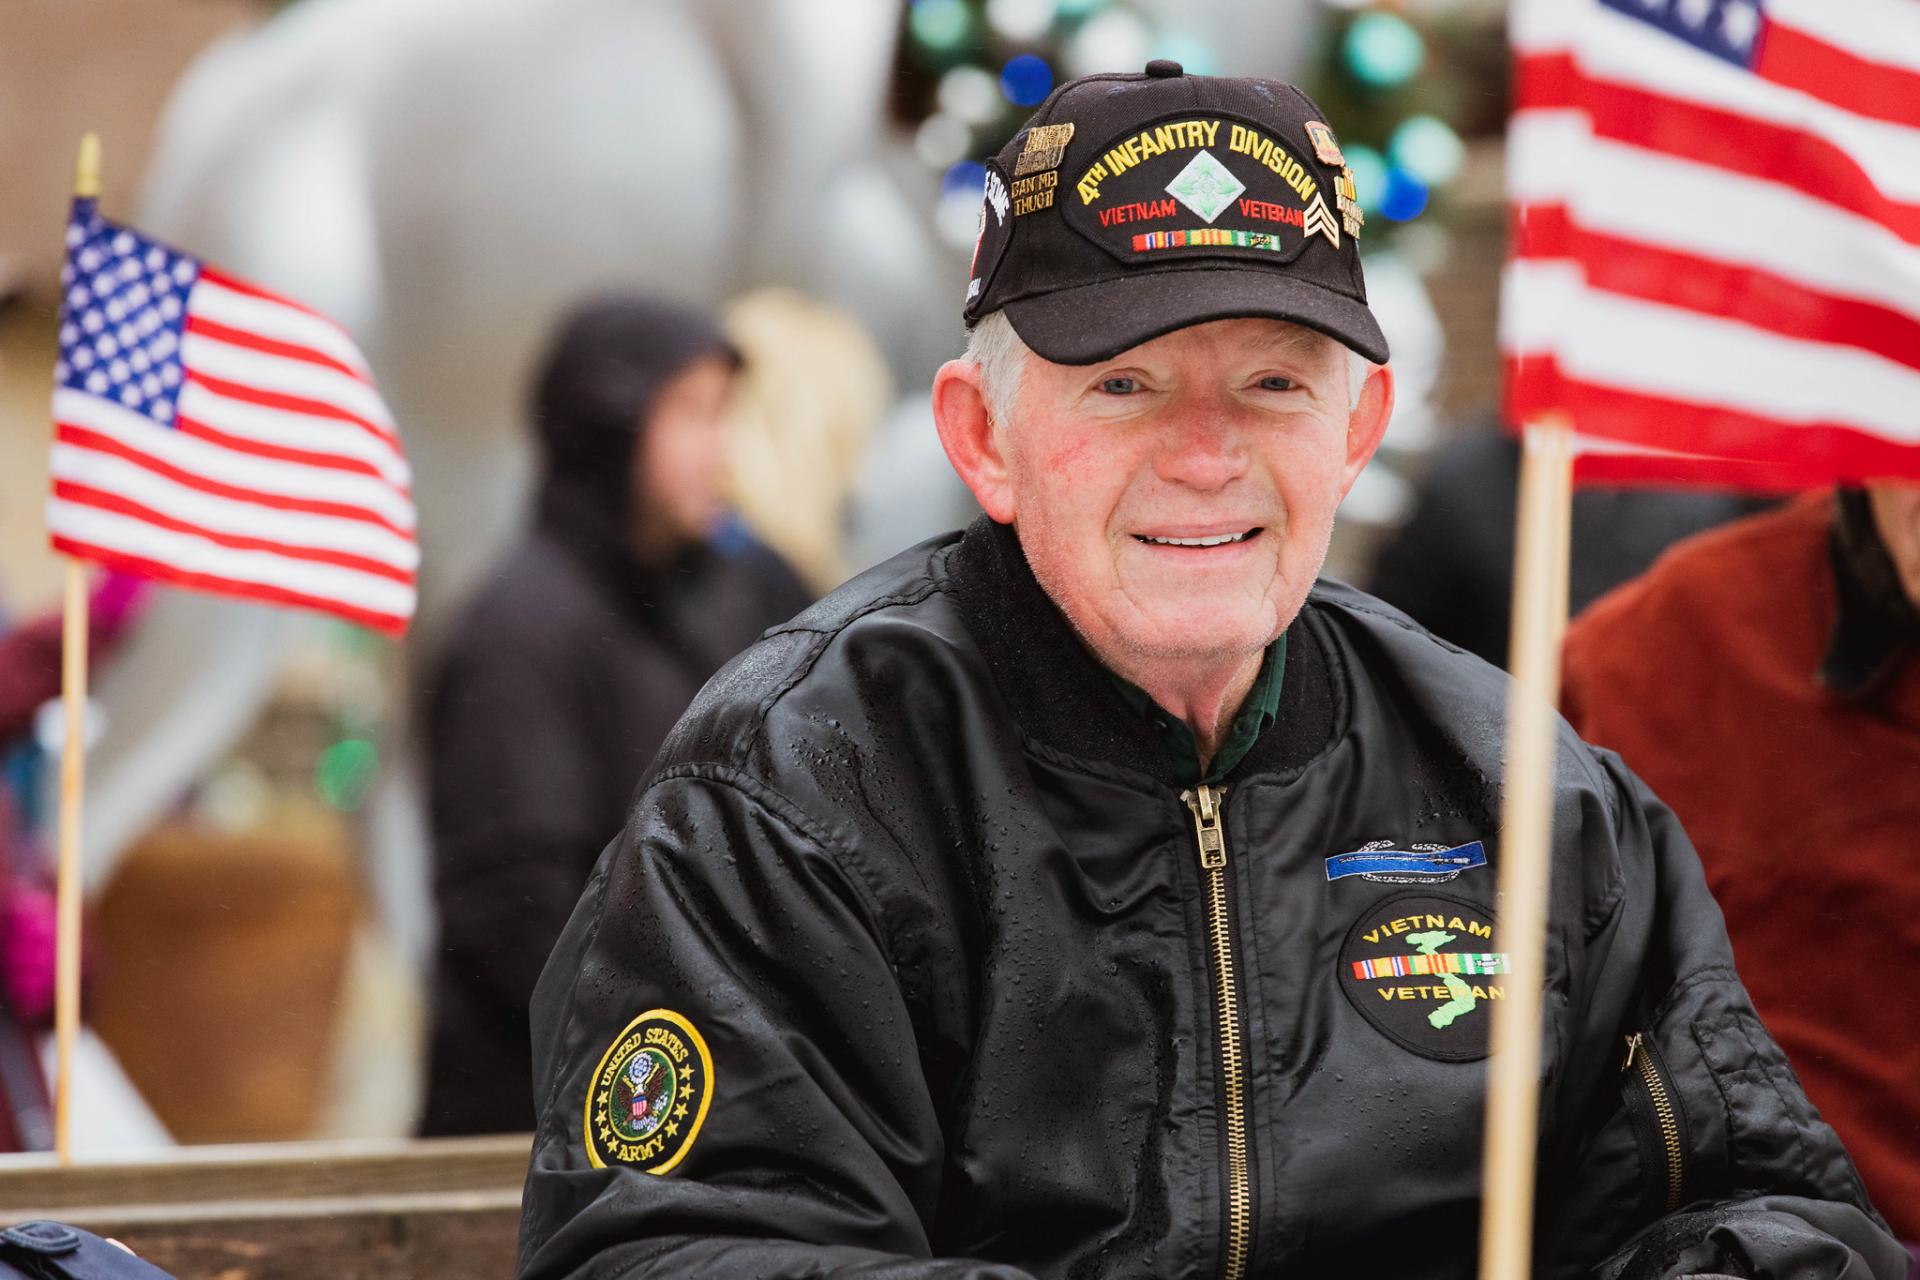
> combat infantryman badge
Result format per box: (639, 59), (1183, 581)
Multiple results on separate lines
(1339, 892), (1509, 1061)
(583, 1008), (714, 1173)
(1325, 839), (1487, 884)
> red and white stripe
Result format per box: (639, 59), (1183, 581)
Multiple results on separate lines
(1502, 0), (1920, 487)
(49, 267), (416, 633)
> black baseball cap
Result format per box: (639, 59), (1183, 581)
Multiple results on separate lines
(963, 61), (1389, 366)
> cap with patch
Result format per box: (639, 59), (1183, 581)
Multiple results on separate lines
(964, 61), (1388, 366)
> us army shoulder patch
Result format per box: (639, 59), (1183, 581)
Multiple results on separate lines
(583, 1008), (714, 1173)
(1339, 892), (1509, 1062)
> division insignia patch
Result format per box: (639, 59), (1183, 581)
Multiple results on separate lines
(1339, 892), (1508, 1061)
(583, 1008), (714, 1173)
(1165, 149), (1246, 223)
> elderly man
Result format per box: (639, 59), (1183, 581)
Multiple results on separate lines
(518, 66), (1901, 1279)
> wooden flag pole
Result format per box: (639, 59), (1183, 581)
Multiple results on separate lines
(53, 131), (102, 1165)
(1476, 417), (1575, 1280)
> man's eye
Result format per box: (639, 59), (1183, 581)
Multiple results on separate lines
(1258, 376), (1297, 392)
(1099, 376), (1139, 395)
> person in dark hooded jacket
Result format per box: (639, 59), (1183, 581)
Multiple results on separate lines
(419, 296), (812, 1137)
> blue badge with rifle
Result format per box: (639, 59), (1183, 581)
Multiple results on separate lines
(1325, 840), (1486, 885)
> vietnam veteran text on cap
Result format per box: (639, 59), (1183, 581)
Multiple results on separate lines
(963, 59), (1389, 367)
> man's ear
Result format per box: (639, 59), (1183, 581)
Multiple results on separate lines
(1339, 361), (1395, 498)
(932, 358), (1016, 523)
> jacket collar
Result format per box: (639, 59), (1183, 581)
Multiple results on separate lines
(945, 517), (1339, 786)
(1820, 489), (1920, 703)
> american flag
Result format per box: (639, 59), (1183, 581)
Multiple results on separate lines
(1502, 0), (1920, 487)
(49, 199), (417, 633)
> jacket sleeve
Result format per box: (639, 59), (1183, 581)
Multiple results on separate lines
(1540, 752), (1906, 1280)
(517, 765), (1034, 1280)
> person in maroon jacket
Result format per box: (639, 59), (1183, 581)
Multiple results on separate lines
(1563, 486), (1920, 1251)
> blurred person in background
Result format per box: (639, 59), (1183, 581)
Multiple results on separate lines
(841, 393), (984, 575)
(419, 296), (811, 1137)
(724, 288), (892, 595)
(0, 571), (146, 1152)
(0, 781), (52, 1154)
(1562, 485), (1920, 1252)
(1367, 418), (1763, 667)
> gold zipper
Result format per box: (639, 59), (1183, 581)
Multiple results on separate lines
(1622, 1032), (1684, 1212)
(1182, 784), (1250, 1280)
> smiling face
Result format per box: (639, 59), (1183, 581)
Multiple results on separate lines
(934, 316), (1392, 681)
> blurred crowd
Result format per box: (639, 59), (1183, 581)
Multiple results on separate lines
(0, 0), (1910, 1255)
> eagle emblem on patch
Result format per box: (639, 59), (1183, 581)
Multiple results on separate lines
(583, 1009), (714, 1173)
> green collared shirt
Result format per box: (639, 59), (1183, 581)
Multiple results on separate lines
(1110, 635), (1288, 786)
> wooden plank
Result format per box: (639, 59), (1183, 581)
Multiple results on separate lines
(70, 1199), (519, 1280)
(0, 1134), (530, 1213)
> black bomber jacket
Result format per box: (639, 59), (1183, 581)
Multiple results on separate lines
(518, 518), (1903, 1280)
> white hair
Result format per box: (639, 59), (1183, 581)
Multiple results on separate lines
(965, 310), (1376, 425)
(965, 310), (1030, 426)
(1346, 348), (1373, 408)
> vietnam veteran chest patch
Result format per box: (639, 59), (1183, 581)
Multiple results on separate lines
(1339, 891), (1509, 1061)
(584, 1008), (714, 1173)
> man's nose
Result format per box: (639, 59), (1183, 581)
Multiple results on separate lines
(1153, 400), (1249, 490)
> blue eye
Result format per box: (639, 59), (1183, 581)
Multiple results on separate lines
(1100, 376), (1139, 395)
(1258, 376), (1297, 392)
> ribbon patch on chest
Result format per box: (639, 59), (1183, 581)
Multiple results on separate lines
(1340, 892), (1508, 1061)
(583, 1008), (714, 1174)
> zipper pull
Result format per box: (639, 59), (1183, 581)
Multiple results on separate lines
(1621, 1031), (1644, 1073)
(1182, 785), (1228, 869)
